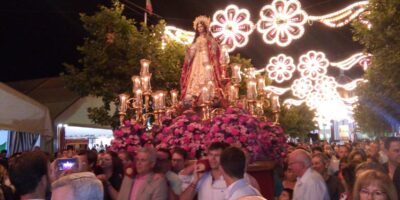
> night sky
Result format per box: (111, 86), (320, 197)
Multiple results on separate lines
(0, 0), (364, 82)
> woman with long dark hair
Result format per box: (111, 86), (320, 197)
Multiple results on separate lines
(97, 151), (123, 200)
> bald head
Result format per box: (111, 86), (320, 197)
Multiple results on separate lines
(288, 149), (312, 177)
(290, 149), (312, 166)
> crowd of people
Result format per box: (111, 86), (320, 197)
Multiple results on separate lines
(0, 137), (398, 200)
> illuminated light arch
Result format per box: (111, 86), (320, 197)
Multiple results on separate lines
(330, 53), (372, 70)
(297, 51), (329, 80)
(164, 26), (195, 45)
(340, 96), (359, 104)
(266, 54), (296, 83)
(164, 1), (369, 47)
(358, 11), (372, 29)
(336, 78), (367, 91)
(256, 0), (307, 47)
(308, 1), (369, 28)
(264, 86), (291, 95)
(210, 4), (254, 52)
(283, 98), (305, 106)
(291, 78), (313, 99)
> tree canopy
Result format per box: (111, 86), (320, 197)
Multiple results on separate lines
(63, 2), (185, 127)
(352, 0), (400, 136)
(279, 103), (317, 140)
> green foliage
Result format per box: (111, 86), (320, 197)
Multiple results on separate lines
(229, 53), (254, 68)
(279, 103), (317, 140)
(62, 2), (184, 128)
(352, 0), (400, 135)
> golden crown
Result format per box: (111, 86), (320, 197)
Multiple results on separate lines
(193, 15), (211, 30)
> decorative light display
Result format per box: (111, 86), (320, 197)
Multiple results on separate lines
(314, 75), (338, 100)
(308, 1), (369, 28)
(264, 50), (372, 128)
(264, 86), (290, 95)
(159, 1), (373, 131)
(336, 78), (367, 91)
(330, 52), (372, 71)
(256, 0), (307, 47)
(306, 91), (324, 109)
(297, 51), (329, 80)
(265, 54), (296, 83)
(164, 1), (369, 47)
(210, 5), (254, 52)
(164, 26), (195, 45)
(283, 98), (305, 107)
(340, 96), (359, 104)
(358, 11), (372, 29)
(291, 78), (313, 99)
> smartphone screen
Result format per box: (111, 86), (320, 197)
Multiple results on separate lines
(57, 158), (77, 171)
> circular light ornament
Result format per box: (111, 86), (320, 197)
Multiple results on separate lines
(306, 91), (323, 109)
(210, 4), (254, 52)
(298, 51), (329, 80)
(257, 0), (307, 47)
(314, 75), (338, 100)
(291, 78), (313, 99)
(266, 54), (296, 83)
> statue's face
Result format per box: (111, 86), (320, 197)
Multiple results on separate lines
(197, 23), (205, 33)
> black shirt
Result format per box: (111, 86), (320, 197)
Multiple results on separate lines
(383, 163), (400, 200)
(326, 175), (344, 200)
(103, 173), (123, 200)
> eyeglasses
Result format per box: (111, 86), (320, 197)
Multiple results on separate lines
(360, 188), (386, 198)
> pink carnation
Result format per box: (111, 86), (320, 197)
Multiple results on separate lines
(113, 130), (124, 138)
(127, 145), (137, 153)
(226, 137), (234, 144)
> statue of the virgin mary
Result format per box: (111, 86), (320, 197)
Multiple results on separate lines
(180, 16), (223, 102)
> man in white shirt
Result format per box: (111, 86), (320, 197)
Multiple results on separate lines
(220, 147), (261, 200)
(180, 142), (229, 200)
(289, 149), (330, 200)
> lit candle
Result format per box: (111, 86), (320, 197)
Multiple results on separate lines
(170, 90), (178, 106)
(140, 59), (151, 77)
(201, 86), (209, 103)
(141, 75), (151, 92)
(231, 64), (241, 83)
(219, 44), (230, 65)
(118, 94), (129, 114)
(247, 80), (257, 100)
(257, 77), (265, 93)
(247, 68), (256, 79)
(135, 89), (142, 107)
(131, 76), (141, 92)
(158, 91), (166, 109)
(152, 93), (159, 110)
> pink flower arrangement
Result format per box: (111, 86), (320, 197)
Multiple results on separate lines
(110, 120), (154, 153)
(204, 107), (288, 161)
(110, 107), (287, 162)
(153, 110), (209, 159)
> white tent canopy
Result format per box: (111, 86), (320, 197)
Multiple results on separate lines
(0, 82), (53, 137)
